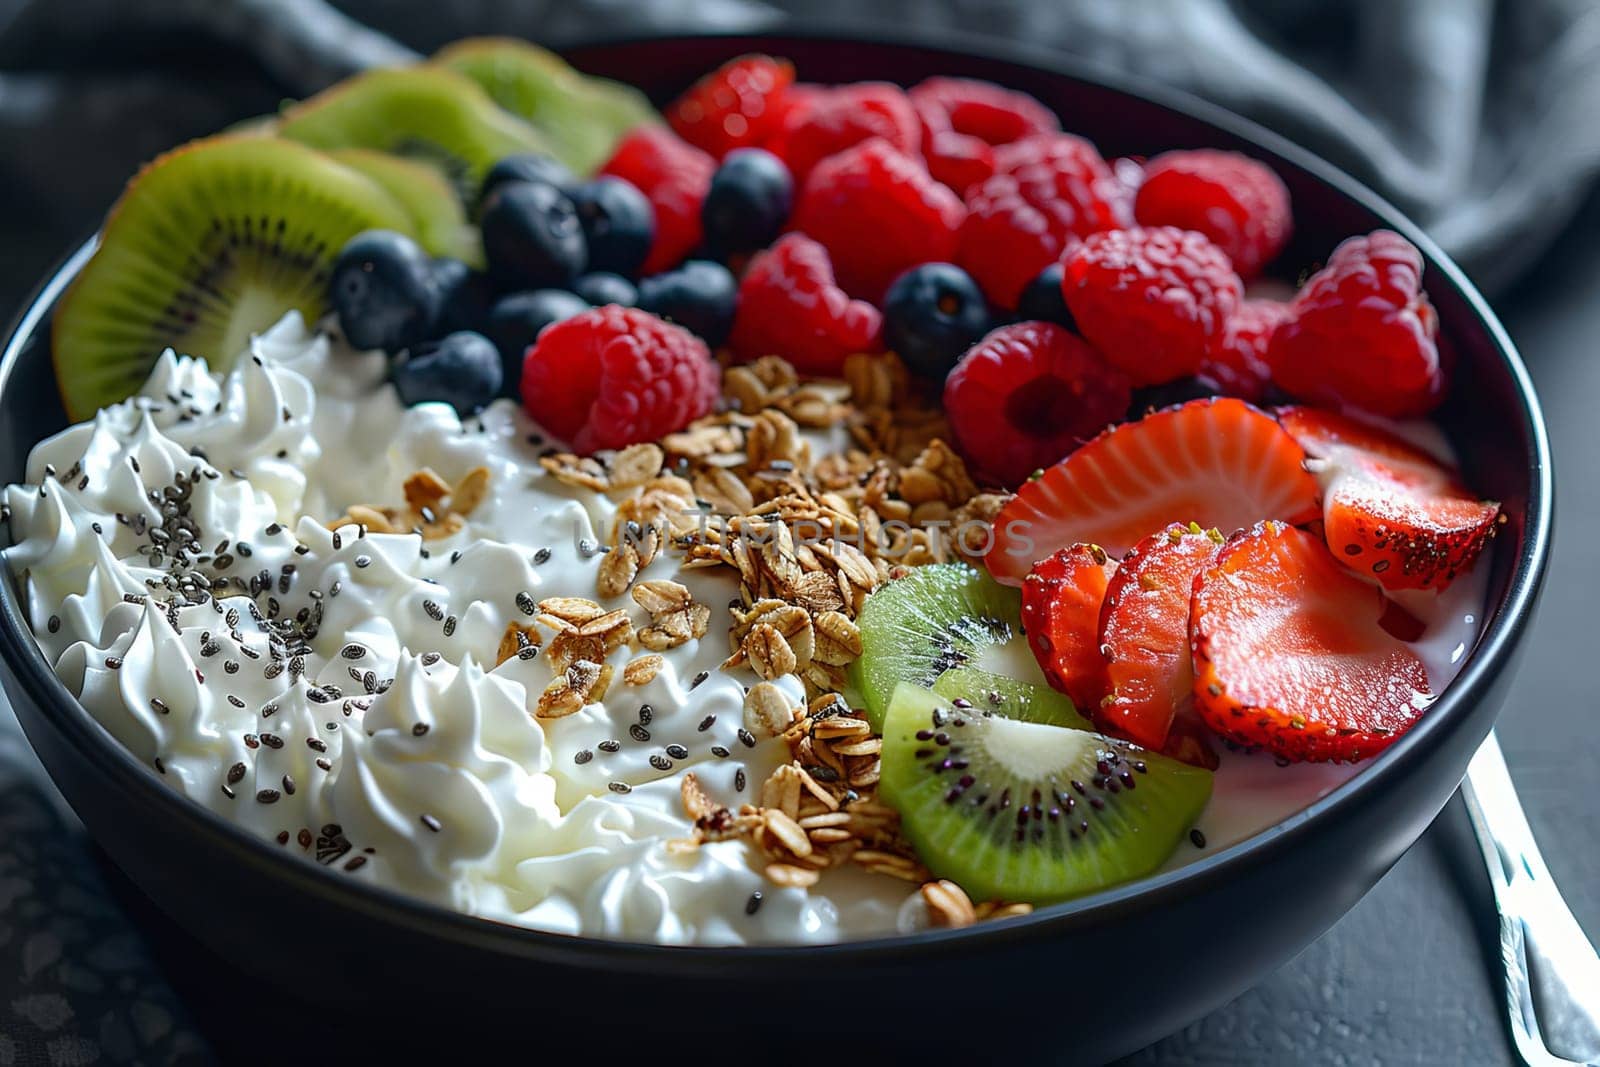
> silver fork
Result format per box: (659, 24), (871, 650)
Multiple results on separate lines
(1461, 731), (1600, 1067)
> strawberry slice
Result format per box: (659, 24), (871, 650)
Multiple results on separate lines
(1097, 524), (1222, 750)
(1021, 543), (1117, 710)
(1190, 521), (1433, 762)
(985, 397), (1320, 584)
(1278, 406), (1500, 591)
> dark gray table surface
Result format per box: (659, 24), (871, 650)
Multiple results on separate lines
(0, 190), (1594, 1067)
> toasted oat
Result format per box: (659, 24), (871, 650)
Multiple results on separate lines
(743, 681), (796, 738)
(538, 597), (606, 627)
(921, 879), (977, 928)
(623, 654), (665, 686)
(327, 466), (492, 541)
(638, 602), (711, 651)
(536, 659), (611, 718)
(540, 453), (611, 492)
(680, 772), (715, 820)
(609, 443), (665, 490)
(631, 579), (692, 616)
(765, 863), (821, 888)
(495, 622), (541, 666)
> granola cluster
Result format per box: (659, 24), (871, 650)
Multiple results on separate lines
(330, 352), (1027, 927)
(328, 466), (492, 540)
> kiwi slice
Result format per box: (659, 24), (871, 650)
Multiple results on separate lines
(327, 148), (483, 268)
(880, 683), (1213, 903)
(849, 563), (1028, 730)
(931, 667), (1089, 730)
(52, 136), (413, 421)
(277, 66), (548, 204)
(434, 37), (655, 175)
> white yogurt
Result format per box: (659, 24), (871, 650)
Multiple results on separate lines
(2, 313), (1487, 943)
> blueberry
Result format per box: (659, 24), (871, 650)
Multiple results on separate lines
(330, 230), (441, 353)
(882, 263), (991, 380)
(430, 258), (494, 335)
(480, 181), (587, 290)
(636, 260), (738, 347)
(1016, 262), (1075, 330)
(568, 177), (654, 278)
(391, 331), (503, 416)
(573, 272), (639, 307)
(480, 153), (574, 207)
(485, 289), (590, 394)
(701, 148), (793, 259)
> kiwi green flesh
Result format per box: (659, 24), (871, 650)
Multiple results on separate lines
(328, 148), (484, 269)
(52, 137), (413, 422)
(848, 563), (1026, 731)
(277, 67), (547, 204)
(435, 38), (656, 175)
(879, 683), (1212, 903)
(931, 667), (1089, 730)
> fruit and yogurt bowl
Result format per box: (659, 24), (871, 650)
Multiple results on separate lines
(2, 40), (1504, 945)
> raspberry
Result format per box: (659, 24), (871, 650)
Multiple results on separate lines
(791, 138), (965, 303)
(1062, 226), (1243, 387)
(908, 77), (1060, 146)
(923, 129), (995, 195)
(1134, 149), (1290, 278)
(599, 126), (714, 275)
(521, 305), (719, 454)
(1199, 299), (1289, 402)
(1266, 230), (1442, 417)
(958, 134), (1121, 308)
(728, 233), (884, 375)
(764, 82), (920, 182)
(667, 54), (795, 159)
(943, 321), (1131, 487)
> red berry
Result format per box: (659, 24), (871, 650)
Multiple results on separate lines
(1267, 230), (1443, 418)
(1097, 524), (1223, 750)
(908, 77), (1059, 146)
(765, 82), (920, 182)
(667, 54), (795, 159)
(1134, 150), (1291, 278)
(1021, 543), (1117, 711)
(1062, 226), (1243, 387)
(521, 305), (719, 455)
(791, 138), (965, 303)
(1190, 521), (1433, 763)
(923, 129), (996, 195)
(728, 233), (884, 375)
(1199, 299), (1289, 402)
(942, 321), (1131, 488)
(958, 133), (1121, 308)
(984, 397), (1320, 583)
(598, 126), (715, 275)
(1278, 406), (1500, 591)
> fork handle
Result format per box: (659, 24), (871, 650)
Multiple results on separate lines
(1461, 732), (1600, 1066)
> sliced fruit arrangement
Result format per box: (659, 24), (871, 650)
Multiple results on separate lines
(1280, 406), (1500, 590)
(848, 562), (1028, 730)
(434, 37), (654, 176)
(879, 683), (1212, 903)
(53, 136), (414, 419)
(986, 397), (1320, 583)
(1190, 522), (1434, 762)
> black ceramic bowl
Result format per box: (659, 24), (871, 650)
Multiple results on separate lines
(0, 30), (1552, 1064)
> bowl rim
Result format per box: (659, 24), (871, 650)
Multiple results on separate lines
(0, 25), (1553, 969)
